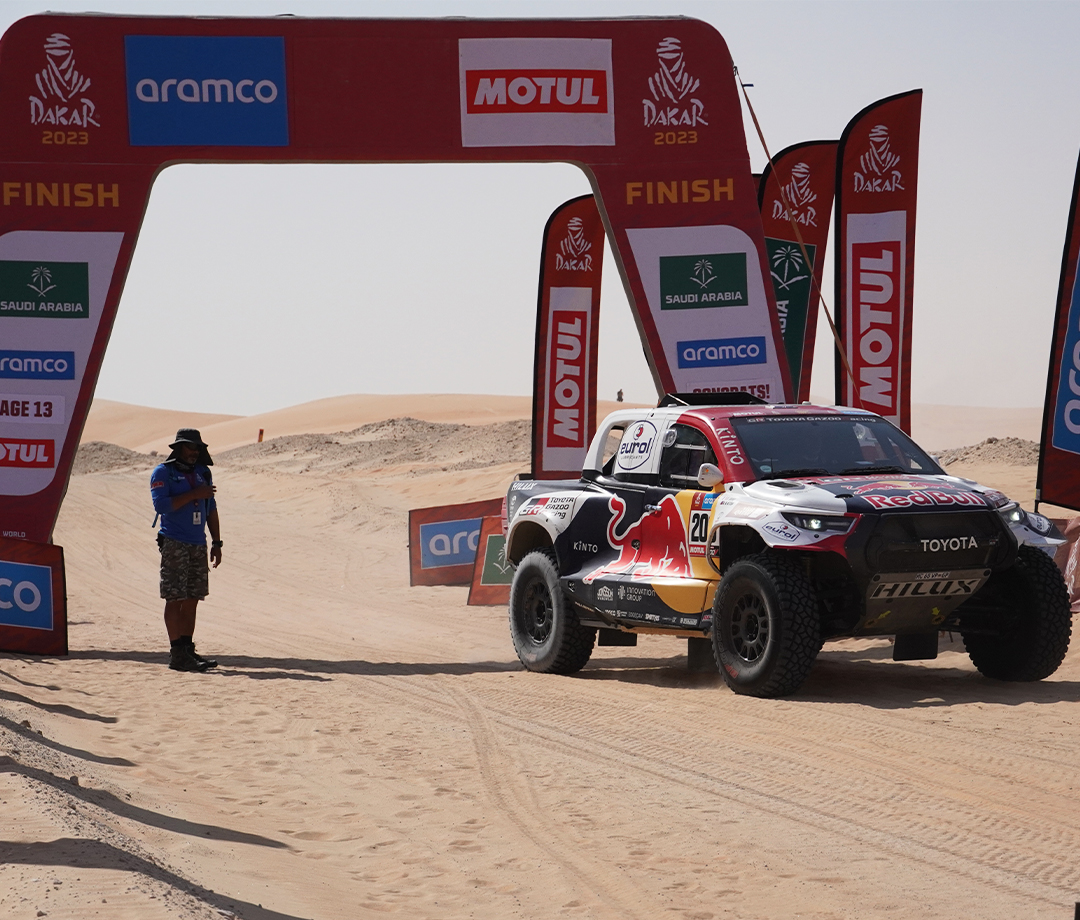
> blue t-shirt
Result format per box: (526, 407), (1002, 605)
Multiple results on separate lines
(150, 461), (217, 546)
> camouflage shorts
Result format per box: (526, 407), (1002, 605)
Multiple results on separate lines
(159, 537), (209, 601)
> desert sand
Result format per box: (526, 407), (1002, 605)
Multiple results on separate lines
(1, 394), (1078, 920)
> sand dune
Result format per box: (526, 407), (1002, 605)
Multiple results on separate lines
(1, 394), (1077, 920)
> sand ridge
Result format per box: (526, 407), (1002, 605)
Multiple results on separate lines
(1, 394), (1078, 920)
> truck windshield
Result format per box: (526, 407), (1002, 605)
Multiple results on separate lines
(727, 414), (943, 480)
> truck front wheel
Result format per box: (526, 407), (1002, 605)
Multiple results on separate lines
(509, 549), (595, 674)
(712, 550), (821, 698)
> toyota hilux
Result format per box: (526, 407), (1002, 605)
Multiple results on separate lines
(503, 393), (1072, 697)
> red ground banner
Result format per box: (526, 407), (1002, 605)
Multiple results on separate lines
(758, 141), (838, 403)
(835, 90), (922, 432)
(408, 499), (502, 587)
(1037, 149), (1080, 512)
(466, 515), (513, 606)
(532, 196), (604, 479)
(0, 536), (66, 654)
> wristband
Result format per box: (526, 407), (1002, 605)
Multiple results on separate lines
(211, 540), (223, 548)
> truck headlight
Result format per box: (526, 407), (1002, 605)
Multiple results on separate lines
(782, 512), (853, 533)
(999, 502), (1027, 526)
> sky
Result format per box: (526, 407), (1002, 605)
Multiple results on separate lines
(3, 0), (1079, 416)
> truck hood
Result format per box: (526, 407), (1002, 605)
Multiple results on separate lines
(740, 473), (998, 515)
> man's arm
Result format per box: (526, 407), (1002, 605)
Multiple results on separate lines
(208, 508), (222, 568)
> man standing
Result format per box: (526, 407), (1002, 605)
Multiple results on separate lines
(150, 428), (223, 672)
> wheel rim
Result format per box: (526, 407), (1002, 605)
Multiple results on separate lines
(728, 588), (769, 662)
(521, 576), (554, 644)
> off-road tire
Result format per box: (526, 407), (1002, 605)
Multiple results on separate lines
(509, 549), (595, 674)
(963, 545), (1072, 681)
(712, 550), (820, 698)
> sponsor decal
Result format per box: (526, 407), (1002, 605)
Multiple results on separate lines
(854, 125), (904, 193)
(0, 439), (54, 468)
(660, 253), (747, 309)
(596, 585), (614, 601)
(0, 351), (75, 380)
(0, 395), (64, 425)
(0, 559), (53, 630)
(848, 230), (903, 415)
(2, 182), (119, 208)
(1052, 267), (1080, 455)
(860, 490), (988, 510)
(555, 218), (594, 272)
(870, 575), (980, 600)
(573, 541), (598, 553)
(29, 33), (99, 130)
(0, 261), (88, 319)
(677, 336), (766, 370)
(724, 502), (769, 521)
(522, 496), (575, 519)
(125, 36), (289, 147)
(771, 162), (819, 227)
(691, 492), (717, 511)
(459, 38), (614, 147)
(625, 179), (734, 205)
(545, 310), (588, 448)
(679, 616), (699, 627)
(921, 537), (978, 552)
(851, 479), (932, 494)
(616, 421), (657, 471)
(619, 583), (656, 603)
(713, 425), (746, 467)
(419, 517), (482, 569)
(510, 480), (538, 492)
(688, 508), (709, 556)
(762, 521), (800, 542)
(642, 38), (707, 128)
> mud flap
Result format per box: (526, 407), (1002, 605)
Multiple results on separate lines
(687, 636), (718, 672)
(598, 629), (638, 646)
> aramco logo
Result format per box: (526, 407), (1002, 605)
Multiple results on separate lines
(555, 217), (593, 272)
(29, 33), (100, 128)
(854, 125), (904, 193)
(772, 162), (819, 227)
(643, 37), (707, 128)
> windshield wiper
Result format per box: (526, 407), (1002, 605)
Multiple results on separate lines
(764, 467), (830, 479)
(836, 464), (909, 475)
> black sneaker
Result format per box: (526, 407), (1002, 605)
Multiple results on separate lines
(187, 641), (218, 669)
(169, 645), (210, 672)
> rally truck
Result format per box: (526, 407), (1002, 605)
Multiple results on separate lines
(503, 393), (1072, 698)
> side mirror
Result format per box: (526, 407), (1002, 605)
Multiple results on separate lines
(697, 463), (724, 490)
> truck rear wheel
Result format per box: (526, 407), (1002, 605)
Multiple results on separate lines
(963, 545), (1072, 681)
(712, 550), (820, 698)
(509, 549), (595, 674)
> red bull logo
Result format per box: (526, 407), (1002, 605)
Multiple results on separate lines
(582, 493), (692, 583)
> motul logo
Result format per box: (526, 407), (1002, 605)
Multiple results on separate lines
(459, 38), (614, 148)
(546, 310), (587, 448)
(852, 240), (901, 413)
(0, 439), (53, 467)
(466, 70), (607, 113)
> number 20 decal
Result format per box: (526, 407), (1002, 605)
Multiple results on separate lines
(689, 511), (709, 543)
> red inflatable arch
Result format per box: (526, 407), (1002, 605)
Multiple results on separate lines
(0, 14), (789, 650)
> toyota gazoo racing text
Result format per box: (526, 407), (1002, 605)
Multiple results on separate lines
(503, 393), (1072, 698)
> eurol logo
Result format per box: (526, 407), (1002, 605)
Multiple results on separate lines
(459, 38), (614, 148)
(0, 559), (53, 631)
(617, 420), (657, 472)
(677, 336), (767, 369)
(125, 36), (288, 146)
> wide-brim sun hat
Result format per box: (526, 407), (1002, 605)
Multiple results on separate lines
(167, 428), (213, 465)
